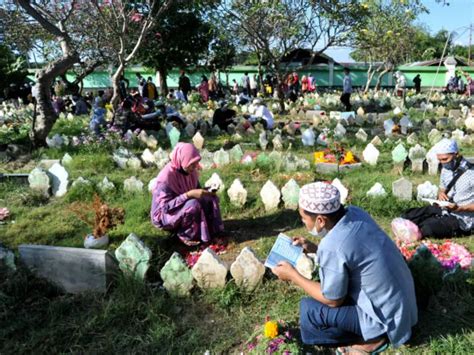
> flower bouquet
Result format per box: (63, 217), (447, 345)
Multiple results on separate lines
(244, 317), (301, 354)
(397, 239), (472, 271)
(314, 143), (359, 165)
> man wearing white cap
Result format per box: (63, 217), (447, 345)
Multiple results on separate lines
(402, 138), (474, 238)
(248, 98), (274, 129)
(272, 182), (417, 353)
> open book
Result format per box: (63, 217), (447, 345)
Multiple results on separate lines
(264, 234), (303, 269)
(421, 198), (452, 208)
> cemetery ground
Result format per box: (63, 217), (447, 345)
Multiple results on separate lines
(1, 115), (474, 354)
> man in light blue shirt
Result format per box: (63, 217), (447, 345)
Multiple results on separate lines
(272, 182), (417, 353)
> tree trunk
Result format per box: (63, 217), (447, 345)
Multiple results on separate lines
(375, 68), (390, 91)
(364, 64), (375, 93)
(159, 67), (168, 96)
(111, 63), (125, 110)
(30, 53), (78, 147)
(275, 72), (285, 112)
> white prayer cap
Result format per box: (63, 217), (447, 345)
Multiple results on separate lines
(299, 182), (341, 214)
(253, 98), (262, 105)
(433, 138), (458, 154)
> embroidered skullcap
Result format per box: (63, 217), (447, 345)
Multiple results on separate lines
(299, 182), (341, 214)
(434, 138), (458, 154)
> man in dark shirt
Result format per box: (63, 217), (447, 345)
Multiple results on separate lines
(413, 74), (421, 94)
(178, 70), (191, 102)
(212, 100), (236, 131)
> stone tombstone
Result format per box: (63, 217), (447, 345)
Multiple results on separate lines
(192, 132), (205, 150)
(281, 179), (300, 210)
(113, 147), (136, 169)
(61, 153), (73, 166)
(227, 124), (236, 135)
(366, 182), (387, 197)
(301, 128), (316, 146)
(451, 129), (465, 143)
(295, 254), (314, 279)
(259, 131), (268, 151)
(168, 127), (181, 149)
(123, 176), (144, 193)
(362, 143), (380, 166)
(19, 244), (116, 294)
(334, 123), (346, 138)
(392, 143), (408, 163)
(191, 248), (228, 289)
(48, 163), (69, 197)
(428, 129), (442, 145)
(154, 148), (170, 169)
(212, 125), (221, 135)
(141, 148), (156, 167)
(205, 172), (225, 193)
(272, 134), (284, 151)
(332, 178), (348, 204)
(283, 154), (299, 172)
(38, 159), (61, 170)
(448, 109), (462, 120)
(357, 107), (365, 116)
(408, 144), (427, 172)
(28, 167), (51, 195)
(355, 128), (368, 142)
(417, 181), (439, 201)
(370, 135), (383, 146)
(426, 148), (440, 176)
(160, 252), (194, 297)
(465, 115), (474, 131)
(213, 148), (230, 167)
(127, 156), (142, 170)
(407, 132), (418, 145)
(146, 177), (157, 193)
(268, 150), (283, 164)
(115, 233), (152, 280)
(71, 177), (91, 188)
(185, 123), (195, 138)
(98, 176), (115, 192)
(384, 119), (395, 136)
(260, 180), (281, 211)
(393, 106), (402, 115)
(392, 178), (413, 201)
(227, 178), (247, 207)
(230, 247), (265, 291)
(422, 119), (433, 131)
(199, 149), (214, 170)
(229, 144), (244, 163)
(399, 116), (412, 135)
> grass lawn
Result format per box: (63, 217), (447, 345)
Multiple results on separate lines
(1, 117), (473, 354)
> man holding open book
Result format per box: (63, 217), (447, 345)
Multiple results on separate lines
(402, 138), (474, 239)
(271, 182), (417, 354)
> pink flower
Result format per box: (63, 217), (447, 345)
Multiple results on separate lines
(0, 207), (10, 221)
(130, 12), (143, 22)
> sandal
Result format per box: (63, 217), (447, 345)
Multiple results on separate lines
(336, 342), (389, 355)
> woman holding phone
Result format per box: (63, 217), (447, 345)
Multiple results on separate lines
(150, 143), (224, 246)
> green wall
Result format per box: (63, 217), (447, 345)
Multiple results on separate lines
(27, 64), (474, 91)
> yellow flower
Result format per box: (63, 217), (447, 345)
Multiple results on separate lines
(342, 151), (356, 165)
(314, 151), (326, 164)
(386, 30), (393, 36)
(264, 321), (279, 339)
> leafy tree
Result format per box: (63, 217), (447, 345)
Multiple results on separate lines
(137, 2), (213, 95)
(350, 0), (427, 92)
(218, 0), (365, 110)
(0, 44), (28, 96)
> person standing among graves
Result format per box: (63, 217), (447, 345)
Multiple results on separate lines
(413, 74), (421, 94)
(272, 182), (417, 353)
(118, 75), (129, 100)
(250, 74), (258, 97)
(73, 95), (89, 115)
(136, 73), (146, 97)
(340, 68), (352, 111)
(145, 77), (158, 100)
(150, 143), (224, 246)
(401, 139), (474, 239)
(308, 73), (316, 92)
(89, 98), (107, 135)
(208, 74), (218, 100)
(178, 70), (192, 102)
(198, 75), (209, 102)
(241, 72), (251, 95)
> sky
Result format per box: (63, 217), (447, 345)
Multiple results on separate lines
(326, 0), (474, 63)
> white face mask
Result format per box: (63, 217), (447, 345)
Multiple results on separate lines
(309, 223), (328, 238)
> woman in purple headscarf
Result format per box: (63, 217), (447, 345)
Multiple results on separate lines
(150, 143), (224, 245)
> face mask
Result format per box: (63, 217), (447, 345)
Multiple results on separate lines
(309, 222), (328, 238)
(442, 159), (457, 171)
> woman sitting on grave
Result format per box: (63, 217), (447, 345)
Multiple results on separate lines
(271, 182), (417, 354)
(150, 143), (224, 246)
(400, 138), (474, 239)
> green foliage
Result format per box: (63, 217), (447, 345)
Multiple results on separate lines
(0, 44), (28, 96)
